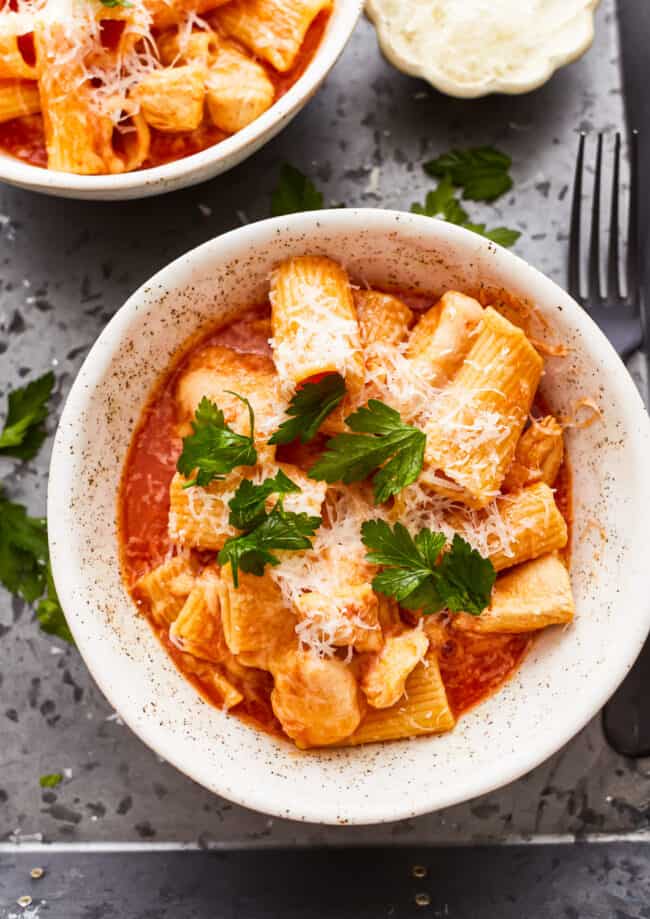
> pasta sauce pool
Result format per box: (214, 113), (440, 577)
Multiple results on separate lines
(120, 299), (572, 736)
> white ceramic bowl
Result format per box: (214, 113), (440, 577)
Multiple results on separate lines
(365, 0), (600, 99)
(49, 209), (650, 825)
(0, 2), (362, 201)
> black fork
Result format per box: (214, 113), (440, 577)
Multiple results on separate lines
(570, 130), (650, 757)
(568, 130), (644, 360)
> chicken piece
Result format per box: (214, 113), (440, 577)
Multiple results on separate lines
(502, 416), (565, 491)
(175, 344), (282, 447)
(206, 41), (275, 134)
(133, 555), (198, 628)
(406, 291), (483, 386)
(270, 648), (362, 748)
(157, 28), (219, 66)
(135, 64), (206, 133)
(294, 582), (382, 654)
(169, 566), (230, 663)
(360, 627), (429, 709)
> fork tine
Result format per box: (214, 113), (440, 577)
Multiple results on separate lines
(607, 133), (622, 301)
(568, 132), (586, 303)
(587, 132), (604, 303)
(627, 128), (640, 305)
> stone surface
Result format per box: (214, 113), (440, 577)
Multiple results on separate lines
(2, 0), (649, 848)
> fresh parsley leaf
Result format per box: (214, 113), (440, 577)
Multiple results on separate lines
(269, 373), (346, 446)
(99, 0), (133, 8)
(462, 223), (521, 248)
(411, 173), (468, 223)
(36, 563), (75, 645)
(0, 371), (54, 461)
(177, 394), (257, 488)
(39, 772), (63, 788)
(218, 501), (321, 586)
(0, 485), (48, 603)
(309, 399), (426, 504)
(227, 469), (300, 531)
(361, 520), (495, 616)
(411, 175), (520, 248)
(424, 146), (513, 202)
(271, 164), (324, 217)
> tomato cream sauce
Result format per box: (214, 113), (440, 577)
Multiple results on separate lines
(0, 12), (329, 171)
(119, 298), (572, 735)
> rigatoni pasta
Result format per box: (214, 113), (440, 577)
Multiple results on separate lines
(121, 253), (576, 752)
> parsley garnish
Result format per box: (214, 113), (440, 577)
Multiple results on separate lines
(227, 469), (300, 531)
(424, 146), (513, 202)
(99, 0), (133, 8)
(0, 371), (54, 461)
(177, 394), (257, 488)
(0, 485), (49, 603)
(411, 174), (520, 248)
(271, 163), (324, 217)
(361, 520), (496, 616)
(308, 400), (426, 504)
(39, 772), (63, 788)
(269, 374), (346, 446)
(219, 500), (321, 586)
(37, 563), (75, 645)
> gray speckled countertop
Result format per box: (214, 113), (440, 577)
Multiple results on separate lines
(2, 0), (650, 849)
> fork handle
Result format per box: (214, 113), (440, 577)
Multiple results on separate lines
(602, 633), (650, 757)
(597, 317), (644, 360)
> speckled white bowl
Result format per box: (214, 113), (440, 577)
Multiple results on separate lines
(49, 209), (650, 825)
(0, 1), (362, 201)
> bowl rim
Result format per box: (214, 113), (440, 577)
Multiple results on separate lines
(0, 0), (363, 196)
(48, 209), (650, 825)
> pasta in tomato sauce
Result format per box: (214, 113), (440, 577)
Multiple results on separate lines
(0, 0), (330, 173)
(120, 256), (574, 750)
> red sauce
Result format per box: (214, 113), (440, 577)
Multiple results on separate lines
(119, 297), (573, 740)
(0, 12), (329, 172)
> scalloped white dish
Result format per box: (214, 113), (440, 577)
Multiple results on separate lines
(366, 0), (601, 98)
(48, 210), (650, 825)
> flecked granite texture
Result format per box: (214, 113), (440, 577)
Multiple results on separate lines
(2, 0), (649, 846)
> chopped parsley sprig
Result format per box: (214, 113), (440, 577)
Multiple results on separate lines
(177, 394), (257, 488)
(361, 520), (496, 616)
(271, 164), (324, 216)
(227, 469), (300, 531)
(0, 371), (55, 461)
(308, 399), (426, 504)
(423, 146), (514, 202)
(219, 499), (321, 586)
(269, 373), (346, 446)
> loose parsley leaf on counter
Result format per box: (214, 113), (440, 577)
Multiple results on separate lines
(361, 520), (495, 616)
(177, 394), (257, 488)
(269, 373), (346, 446)
(308, 399), (426, 504)
(0, 371), (55, 460)
(411, 174), (520, 248)
(271, 163), (324, 216)
(424, 146), (513, 202)
(39, 772), (63, 788)
(37, 563), (75, 645)
(219, 501), (321, 586)
(0, 486), (49, 603)
(227, 469), (300, 531)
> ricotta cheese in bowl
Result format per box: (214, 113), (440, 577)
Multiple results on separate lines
(366, 0), (600, 98)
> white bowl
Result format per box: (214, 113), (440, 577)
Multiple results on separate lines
(49, 209), (650, 825)
(365, 0), (600, 99)
(0, 2), (362, 201)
